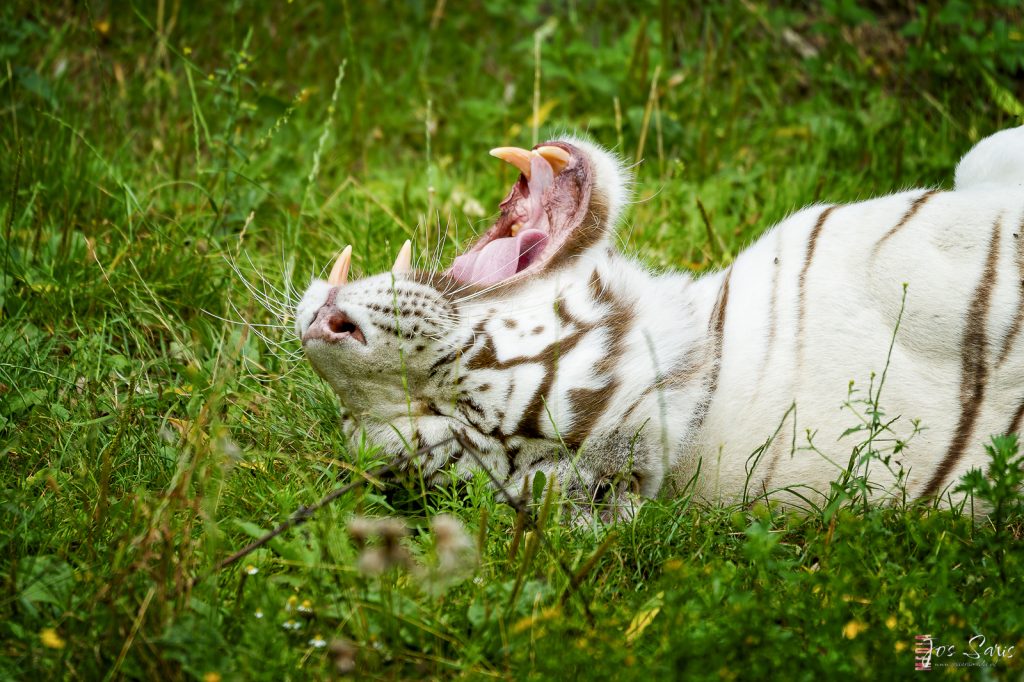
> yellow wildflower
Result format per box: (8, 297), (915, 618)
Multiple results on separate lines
(40, 628), (65, 649)
(843, 620), (867, 639)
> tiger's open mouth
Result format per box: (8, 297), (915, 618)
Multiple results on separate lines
(447, 142), (592, 286)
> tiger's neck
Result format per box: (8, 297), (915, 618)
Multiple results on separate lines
(435, 247), (722, 482)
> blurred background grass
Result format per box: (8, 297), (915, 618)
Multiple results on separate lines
(2, 1), (1023, 679)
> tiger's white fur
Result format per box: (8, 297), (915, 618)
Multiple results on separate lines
(297, 127), (1024, 518)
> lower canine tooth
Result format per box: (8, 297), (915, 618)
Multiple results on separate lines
(392, 240), (412, 273)
(535, 145), (570, 175)
(328, 244), (352, 286)
(510, 222), (523, 236)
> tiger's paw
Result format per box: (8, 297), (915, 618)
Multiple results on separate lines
(509, 462), (648, 526)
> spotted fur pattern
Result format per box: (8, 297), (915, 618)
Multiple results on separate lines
(297, 128), (1024, 517)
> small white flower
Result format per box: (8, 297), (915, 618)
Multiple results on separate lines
(254, 609), (264, 619)
(244, 565), (258, 575)
(309, 635), (327, 648)
(282, 619), (302, 631)
(297, 599), (313, 614)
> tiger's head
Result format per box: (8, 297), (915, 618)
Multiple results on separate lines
(295, 138), (662, 514)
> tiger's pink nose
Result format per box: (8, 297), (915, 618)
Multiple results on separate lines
(303, 306), (366, 345)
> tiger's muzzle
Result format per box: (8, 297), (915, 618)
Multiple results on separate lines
(302, 289), (367, 346)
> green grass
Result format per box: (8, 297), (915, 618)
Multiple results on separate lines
(3, 1), (1024, 679)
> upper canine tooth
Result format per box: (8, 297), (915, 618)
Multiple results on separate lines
(490, 147), (535, 179)
(327, 244), (352, 286)
(392, 239), (412, 274)
(535, 145), (570, 175)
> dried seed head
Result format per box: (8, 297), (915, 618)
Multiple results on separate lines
(385, 544), (412, 570)
(375, 518), (408, 541)
(357, 547), (387, 575)
(346, 516), (375, 546)
(330, 638), (357, 674)
(377, 518), (410, 564)
(349, 515), (412, 574)
(431, 514), (476, 571)
(430, 514), (463, 545)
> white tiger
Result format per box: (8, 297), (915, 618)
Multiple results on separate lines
(295, 127), (1024, 519)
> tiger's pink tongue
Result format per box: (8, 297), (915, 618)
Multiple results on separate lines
(450, 229), (549, 285)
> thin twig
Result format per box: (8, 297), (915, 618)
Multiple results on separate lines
(185, 436), (455, 591)
(190, 429), (601, 628)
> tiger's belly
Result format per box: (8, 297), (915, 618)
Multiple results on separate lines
(682, 187), (1024, 507)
